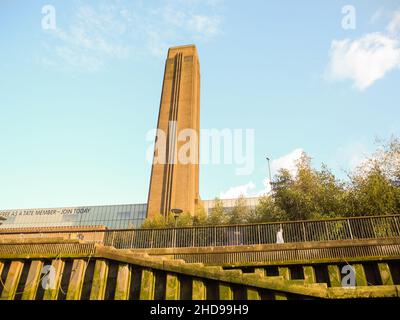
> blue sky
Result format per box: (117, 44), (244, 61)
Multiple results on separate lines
(1, 0), (400, 209)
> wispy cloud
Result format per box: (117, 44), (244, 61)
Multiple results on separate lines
(41, 0), (224, 71)
(330, 142), (371, 175)
(326, 9), (400, 90)
(387, 10), (400, 36)
(187, 15), (221, 37)
(370, 8), (385, 24)
(220, 148), (304, 199)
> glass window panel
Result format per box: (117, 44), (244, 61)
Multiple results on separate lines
(99, 206), (106, 222)
(91, 207), (98, 222)
(110, 206), (117, 220)
(103, 206), (111, 221)
(96, 206), (103, 220)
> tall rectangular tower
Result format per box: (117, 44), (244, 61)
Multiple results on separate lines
(146, 45), (200, 218)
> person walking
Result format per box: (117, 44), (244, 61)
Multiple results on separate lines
(276, 226), (284, 244)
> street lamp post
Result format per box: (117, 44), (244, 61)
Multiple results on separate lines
(266, 157), (272, 191)
(170, 208), (183, 248)
(171, 208), (183, 227)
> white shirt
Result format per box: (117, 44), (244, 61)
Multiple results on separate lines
(276, 230), (284, 244)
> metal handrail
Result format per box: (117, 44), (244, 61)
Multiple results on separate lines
(0, 214), (399, 250)
(1, 214), (399, 234)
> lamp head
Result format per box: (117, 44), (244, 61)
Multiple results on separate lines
(171, 208), (183, 218)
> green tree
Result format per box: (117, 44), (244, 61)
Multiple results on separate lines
(207, 198), (227, 225)
(344, 137), (400, 217)
(175, 212), (194, 227)
(311, 164), (348, 218)
(253, 195), (287, 222)
(141, 214), (166, 229)
(347, 164), (400, 216)
(273, 152), (348, 220)
(156, 211), (194, 228)
(371, 136), (400, 185)
(273, 153), (312, 220)
(228, 196), (251, 224)
(193, 203), (208, 226)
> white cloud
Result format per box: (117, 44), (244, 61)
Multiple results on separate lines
(326, 33), (400, 90)
(370, 8), (384, 24)
(43, 4), (132, 71)
(387, 11), (400, 35)
(270, 148), (304, 177)
(257, 178), (272, 197)
(326, 10), (400, 90)
(41, 1), (223, 71)
(163, 5), (187, 27)
(255, 148), (304, 196)
(220, 181), (256, 199)
(187, 15), (221, 37)
(220, 148), (304, 199)
(331, 142), (370, 174)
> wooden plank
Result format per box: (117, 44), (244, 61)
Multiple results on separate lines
(327, 265), (342, 287)
(43, 259), (65, 300)
(303, 266), (316, 283)
(21, 260), (44, 300)
(140, 269), (155, 300)
(165, 273), (180, 300)
(247, 287), (260, 300)
(114, 263), (131, 300)
(0, 260), (24, 300)
(274, 292), (288, 300)
(353, 264), (368, 286)
(66, 259), (87, 300)
(278, 267), (290, 280)
(90, 259), (108, 300)
(0, 260), (4, 297)
(254, 268), (266, 276)
(378, 263), (394, 286)
(219, 283), (233, 300)
(192, 279), (206, 300)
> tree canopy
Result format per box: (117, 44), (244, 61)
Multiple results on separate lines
(142, 137), (400, 228)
